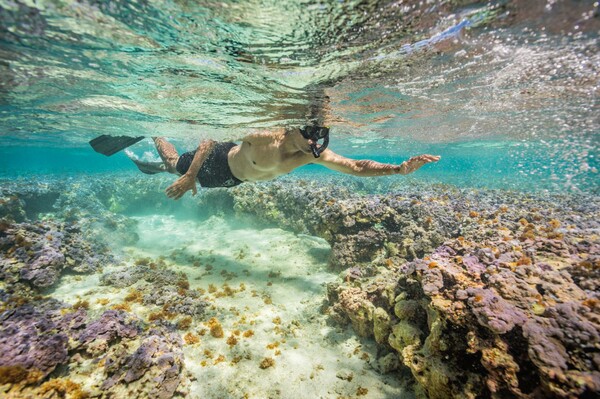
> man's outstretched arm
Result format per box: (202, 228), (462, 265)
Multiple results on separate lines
(166, 140), (216, 200)
(315, 149), (440, 177)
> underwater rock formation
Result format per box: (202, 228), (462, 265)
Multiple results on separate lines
(100, 261), (182, 288)
(79, 310), (140, 356)
(0, 219), (112, 289)
(327, 201), (600, 399)
(0, 300), (136, 377)
(0, 174), (188, 248)
(101, 261), (208, 317)
(142, 284), (208, 317)
(0, 174), (216, 222)
(1, 174), (598, 398)
(229, 179), (455, 269)
(0, 296), (188, 398)
(101, 327), (187, 399)
(0, 300), (72, 382)
(0, 194), (26, 223)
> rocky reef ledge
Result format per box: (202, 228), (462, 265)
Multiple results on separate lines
(1, 174), (599, 398)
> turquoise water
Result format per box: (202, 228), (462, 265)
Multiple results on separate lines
(1, 0), (598, 193)
(1, 139), (598, 193)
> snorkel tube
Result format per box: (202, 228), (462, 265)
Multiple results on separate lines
(300, 126), (330, 158)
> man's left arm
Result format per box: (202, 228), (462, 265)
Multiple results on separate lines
(315, 149), (440, 177)
(166, 140), (217, 200)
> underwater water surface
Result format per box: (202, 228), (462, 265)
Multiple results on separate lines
(0, 0), (598, 192)
(1, 1), (599, 399)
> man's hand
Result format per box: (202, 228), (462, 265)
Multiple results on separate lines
(398, 154), (440, 175)
(166, 174), (197, 200)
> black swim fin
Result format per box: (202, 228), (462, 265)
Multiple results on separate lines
(89, 135), (145, 156)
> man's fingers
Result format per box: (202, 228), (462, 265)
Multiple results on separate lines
(413, 154), (441, 163)
(423, 154), (440, 162)
(166, 184), (183, 200)
(172, 189), (182, 200)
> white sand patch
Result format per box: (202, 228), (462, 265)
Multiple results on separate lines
(50, 214), (412, 399)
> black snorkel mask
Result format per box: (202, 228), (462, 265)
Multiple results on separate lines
(300, 125), (330, 158)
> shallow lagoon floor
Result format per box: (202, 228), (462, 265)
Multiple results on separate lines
(50, 214), (409, 398)
(0, 174), (598, 399)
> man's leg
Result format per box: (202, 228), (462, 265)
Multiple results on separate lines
(153, 137), (180, 174)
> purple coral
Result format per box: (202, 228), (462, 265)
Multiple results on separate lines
(467, 288), (527, 334)
(1, 220), (111, 289)
(79, 310), (139, 354)
(102, 328), (185, 399)
(0, 303), (70, 378)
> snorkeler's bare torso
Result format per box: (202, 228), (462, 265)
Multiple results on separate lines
(228, 128), (315, 182)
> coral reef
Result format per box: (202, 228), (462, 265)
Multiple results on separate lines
(1, 174), (598, 398)
(327, 195), (600, 398)
(101, 327), (187, 399)
(0, 219), (111, 289)
(0, 175), (221, 398)
(228, 178), (600, 264)
(0, 173), (230, 226)
(78, 310), (140, 356)
(0, 300), (72, 382)
(0, 194), (26, 223)
(228, 179), (462, 269)
(100, 262), (179, 288)
(0, 297), (188, 398)
(101, 262), (208, 317)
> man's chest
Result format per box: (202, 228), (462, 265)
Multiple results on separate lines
(247, 145), (308, 174)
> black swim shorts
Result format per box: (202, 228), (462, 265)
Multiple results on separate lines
(176, 142), (243, 188)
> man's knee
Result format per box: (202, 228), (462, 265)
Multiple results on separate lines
(199, 139), (217, 149)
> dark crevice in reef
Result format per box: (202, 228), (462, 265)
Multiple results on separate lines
(506, 327), (541, 395)
(20, 192), (60, 219)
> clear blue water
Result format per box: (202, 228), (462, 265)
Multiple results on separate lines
(0, 0), (598, 192)
(1, 139), (598, 193)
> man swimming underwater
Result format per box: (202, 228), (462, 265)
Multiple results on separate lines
(125, 126), (440, 200)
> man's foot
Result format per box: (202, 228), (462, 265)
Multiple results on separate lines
(126, 150), (168, 175)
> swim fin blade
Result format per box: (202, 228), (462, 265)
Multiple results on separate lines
(89, 135), (145, 156)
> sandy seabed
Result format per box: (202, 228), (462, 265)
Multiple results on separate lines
(50, 214), (410, 399)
